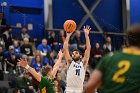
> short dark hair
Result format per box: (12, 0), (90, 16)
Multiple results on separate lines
(72, 48), (83, 56)
(127, 24), (140, 47)
(5, 25), (12, 30)
(41, 65), (52, 76)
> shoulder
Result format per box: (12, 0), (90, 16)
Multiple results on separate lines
(44, 57), (49, 61)
(46, 45), (51, 48)
(67, 60), (74, 67)
(4, 51), (9, 56)
(99, 51), (122, 64)
(3, 31), (7, 35)
(37, 44), (42, 48)
(31, 62), (37, 66)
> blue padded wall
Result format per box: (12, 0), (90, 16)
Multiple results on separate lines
(53, 0), (123, 49)
(0, 0), (44, 39)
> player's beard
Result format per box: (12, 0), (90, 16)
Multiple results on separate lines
(72, 56), (80, 61)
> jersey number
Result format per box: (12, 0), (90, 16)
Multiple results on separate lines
(76, 69), (80, 76)
(112, 60), (130, 83)
(42, 87), (46, 93)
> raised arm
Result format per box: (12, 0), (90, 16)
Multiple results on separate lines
(63, 32), (73, 66)
(51, 49), (64, 77)
(18, 59), (42, 82)
(82, 26), (91, 69)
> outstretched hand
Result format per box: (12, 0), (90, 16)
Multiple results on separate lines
(17, 58), (28, 68)
(83, 25), (91, 36)
(58, 49), (64, 59)
(66, 31), (73, 37)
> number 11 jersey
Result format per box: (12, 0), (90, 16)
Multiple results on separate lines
(66, 61), (85, 90)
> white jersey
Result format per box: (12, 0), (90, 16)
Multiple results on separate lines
(66, 61), (85, 90)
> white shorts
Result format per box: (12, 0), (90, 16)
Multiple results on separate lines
(65, 87), (83, 93)
(65, 90), (83, 93)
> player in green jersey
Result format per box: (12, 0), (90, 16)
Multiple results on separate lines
(18, 49), (64, 93)
(84, 24), (140, 93)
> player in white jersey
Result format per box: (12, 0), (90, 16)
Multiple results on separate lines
(63, 25), (91, 93)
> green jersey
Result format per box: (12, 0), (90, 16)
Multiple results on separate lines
(39, 77), (55, 93)
(96, 48), (140, 93)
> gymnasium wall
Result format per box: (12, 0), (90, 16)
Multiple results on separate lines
(53, 0), (123, 49)
(130, 0), (140, 25)
(0, 0), (131, 49)
(0, 0), (44, 39)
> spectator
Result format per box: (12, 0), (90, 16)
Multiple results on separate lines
(13, 40), (21, 56)
(106, 36), (112, 51)
(16, 55), (28, 77)
(59, 30), (65, 43)
(48, 31), (59, 52)
(37, 38), (52, 56)
(20, 38), (33, 56)
(19, 27), (30, 41)
(57, 60), (67, 83)
(16, 71), (36, 93)
(56, 75), (66, 92)
(70, 31), (85, 53)
(83, 71), (90, 89)
(30, 50), (41, 66)
(0, 46), (4, 80)
(102, 44), (110, 56)
(57, 30), (65, 52)
(43, 52), (55, 67)
(0, 35), (5, 49)
(93, 43), (102, 59)
(2, 26), (13, 50)
(0, 46), (4, 71)
(90, 43), (102, 67)
(31, 55), (43, 73)
(54, 79), (63, 93)
(3, 45), (17, 74)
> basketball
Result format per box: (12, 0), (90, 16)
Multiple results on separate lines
(63, 20), (77, 33)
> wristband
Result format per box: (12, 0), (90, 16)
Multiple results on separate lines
(25, 65), (30, 69)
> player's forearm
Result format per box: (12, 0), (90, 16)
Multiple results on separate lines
(85, 34), (91, 49)
(63, 35), (70, 49)
(53, 57), (62, 70)
(52, 57), (63, 77)
(25, 65), (41, 82)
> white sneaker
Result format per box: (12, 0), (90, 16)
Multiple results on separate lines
(3, 71), (9, 74)
(13, 70), (16, 74)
